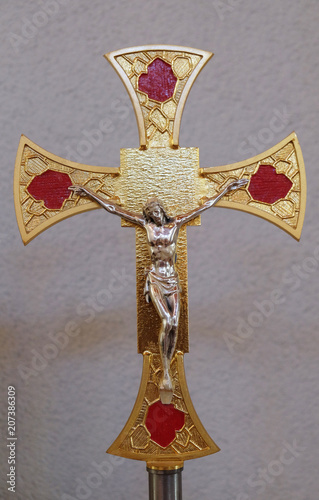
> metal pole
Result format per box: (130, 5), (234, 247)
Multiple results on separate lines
(147, 466), (183, 500)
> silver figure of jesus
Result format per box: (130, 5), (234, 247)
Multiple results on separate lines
(70, 178), (248, 404)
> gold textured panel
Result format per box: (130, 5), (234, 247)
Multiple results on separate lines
(107, 351), (219, 466)
(113, 147), (206, 353)
(115, 147), (204, 218)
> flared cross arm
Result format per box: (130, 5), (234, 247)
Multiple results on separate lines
(201, 132), (306, 241)
(105, 45), (213, 148)
(14, 136), (120, 245)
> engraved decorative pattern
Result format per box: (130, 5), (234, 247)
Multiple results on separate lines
(202, 140), (303, 233)
(117, 354), (211, 457)
(115, 50), (201, 147)
(17, 145), (118, 238)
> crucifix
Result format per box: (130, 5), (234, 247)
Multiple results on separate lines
(14, 45), (306, 499)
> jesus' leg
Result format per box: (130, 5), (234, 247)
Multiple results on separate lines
(149, 285), (180, 404)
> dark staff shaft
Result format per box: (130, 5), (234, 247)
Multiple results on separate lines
(147, 467), (183, 500)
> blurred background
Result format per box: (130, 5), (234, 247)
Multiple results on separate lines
(1, 1), (318, 498)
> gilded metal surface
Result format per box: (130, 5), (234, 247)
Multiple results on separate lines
(148, 465), (183, 471)
(201, 133), (306, 241)
(105, 46), (212, 148)
(114, 147), (203, 355)
(107, 351), (219, 464)
(14, 136), (119, 244)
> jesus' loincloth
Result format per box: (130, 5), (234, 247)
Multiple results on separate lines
(144, 268), (182, 302)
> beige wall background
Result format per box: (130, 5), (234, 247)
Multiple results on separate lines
(1, 1), (318, 499)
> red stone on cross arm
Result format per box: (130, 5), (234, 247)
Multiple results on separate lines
(248, 164), (293, 204)
(27, 169), (72, 210)
(138, 58), (177, 103)
(145, 400), (185, 448)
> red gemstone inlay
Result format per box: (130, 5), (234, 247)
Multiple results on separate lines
(138, 58), (177, 102)
(27, 169), (72, 209)
(145, 400), (185, 448)
(248, 165), (293, 204)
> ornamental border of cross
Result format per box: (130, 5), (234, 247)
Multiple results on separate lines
(14, 45), (306, 468)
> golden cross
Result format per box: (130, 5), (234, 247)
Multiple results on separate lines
(14, 45), (306, 470)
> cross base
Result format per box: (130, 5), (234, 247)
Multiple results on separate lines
(107, 351), (219, 467)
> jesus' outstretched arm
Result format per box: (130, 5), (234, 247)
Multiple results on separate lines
(69, 185), (145, 226)
(175, 178), (248, 227)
